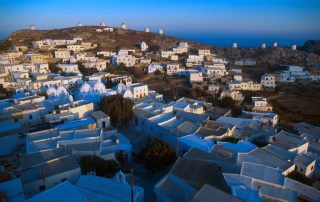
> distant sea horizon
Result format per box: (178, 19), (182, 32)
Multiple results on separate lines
(170, 32), (315, 48)
(0, 29), (317, 48)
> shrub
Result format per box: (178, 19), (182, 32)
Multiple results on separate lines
(80, 155), (120, 178)
(136, 139), (176, 172)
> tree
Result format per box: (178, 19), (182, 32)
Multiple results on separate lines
(231, 105), (242, 117)
(77, 61), (98, 76)
(148, 44), (160, 53)
(287, 171), (314, 187)
(154, 69), (162, 75)
(80, 155), (120, 178)
(220, 96), (235, 109)
(136, 139), (176, 172)
(100, 95), (134, 127)
(49, 63), (61, 73)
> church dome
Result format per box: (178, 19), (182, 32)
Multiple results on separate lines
(57, 85), (68, 96)
(93, 81), (106, 93)
(46, 87), (57, 97)
(80, 82), (92, 93)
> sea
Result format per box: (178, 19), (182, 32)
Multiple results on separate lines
(170, 32), (313, 48)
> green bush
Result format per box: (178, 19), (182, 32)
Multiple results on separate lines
(220, 96), (235, 109)
(100, 95), (134, 127)
(80, 155), (120, 178)
(136, 139), (176, 172)
(287, 171), (314, 187)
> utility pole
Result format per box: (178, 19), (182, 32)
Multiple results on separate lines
(130, 169), (134, 202)
(176, 127), (179, 159)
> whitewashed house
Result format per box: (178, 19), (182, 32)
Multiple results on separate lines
(97, 51), (116, 57)
(160, 51), (174, 58)
(112, 55), (136, 67)
(84, 60), (107, 71)
(147, 63), (164, 74)
(166, 64), (180, 75)
(261, 73), (276, 88)
(140, 42), (148, 51)
(128, 83), (149, 99)
(57, 63), (79, 73)
(198, 49), (211, 56)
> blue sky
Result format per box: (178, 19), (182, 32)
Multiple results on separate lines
(0, 0), (319, 46)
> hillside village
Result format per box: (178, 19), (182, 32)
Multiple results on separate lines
(0, 22), (320, 202)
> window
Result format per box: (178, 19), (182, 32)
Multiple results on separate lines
(300, 168), (304, 172)
(29, 114), (33, 120)
(61, 178), (67, 182)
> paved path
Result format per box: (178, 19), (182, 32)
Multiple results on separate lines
(119, 127), (171, 202)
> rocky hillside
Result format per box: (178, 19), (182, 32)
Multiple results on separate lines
(300, 40), (320, 55)
(1, 26), (320, 67)
(0, 26), (210, 51)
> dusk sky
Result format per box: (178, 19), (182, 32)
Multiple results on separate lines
(1, 0), (320, 46)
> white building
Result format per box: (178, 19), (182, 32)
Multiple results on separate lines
(186, 70), (203, 84)
(170, 55), (178, 61)
(273, 42), (278, 48)
(232, 43), (238, 48)
(84, 60), (107, 71)
(233, 74), (242, 82)
(103, 27), (114, 32)
(144, 27), (150, 32)
(91, 111), (110, 128)
(32, 41), (44, 49)
(19, 148), (81, 198)
(147, 63), (164, 74)
(112, 55), (136, 67)
(57, 63), (79, 73)
(172, 47), (188, 54)
(55, 49), (70, 59)
(292, 44), (297, 50)
(67, 44), (82, 52)
(252, 97), (272, 111)
(234, 58), (256, 66)
(160, 50), (174, 58)
(140, 58), (151, 64)
(220, 90), (244, 101)
(198, 49), (211, 56)
(121, 23), (126, 29)
(295, 154), (316, 177)
(28, 174), (144, 202)
(178, 42), (189, 48)
(30, 24), (36, 30)
(261, 73), (276, 88)
(128, 83), (149, 100)
(97, 51), (116, 57)
(228, 81), (262, 91)
(274, 71), (295, 83)
(186, 55), (204, 67)
(166, 64), (181, 75)
(270, 130), (309, 155)
(75, 81), (116, 104)
(261, 43), (266, 49)
(140, 41), (148, 51)
(158, 29), (164, 35)
(100, 22), (106, 26)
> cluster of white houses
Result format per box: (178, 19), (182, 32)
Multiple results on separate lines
(0, 25), (320, 202)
